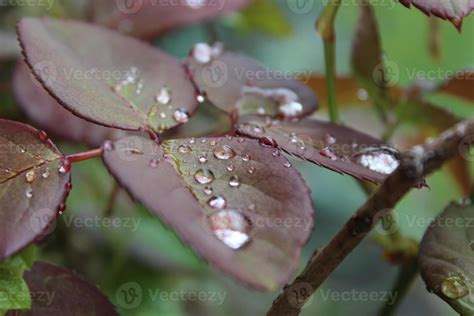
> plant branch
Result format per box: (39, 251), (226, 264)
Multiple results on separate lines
(316, 0), (341, 124)
(66, 148), (103, 163)
(267, 118), (474, 315)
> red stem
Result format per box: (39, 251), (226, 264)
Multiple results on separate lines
(66, 148), (103, 163)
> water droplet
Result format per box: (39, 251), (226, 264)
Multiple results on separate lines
(126, 148), (144, 155)
(242, 155), (250, 162)
(149, 158), (159, 168)
(65, 182), (73, 192)
(283, 161), (292, 168)
(42, 168), (50, 179)
(210, 140), (217, 146)
(194, 168), (215, 184)
(198, 154), (208, 163)
(229, 176), (241, 188)
(247, 166), (256, 175)
(272, 150), (281, 157)
(58, 159), (71, 174)
(259, 137), (277, 148)
(58, 203), (66, 215)
(226, 164), (235, 172)
(26, 188), (33, 199)
(213, 145), (236, 160)
(159, 112), (167, 119)
(325, 134), (336, 145)
(257, 106), (266, 115)
(25, 170), (36, 183)
(192, 43), (213, 64)
(136, 79), (144, 95)
(353, 147), (400, 174)
(320, 147), (338, 161)
(209, 210), (251, 250)
(38, 130), (48, 142)
(204, 186), (213, 196)
(208, 195), (227, 209)
(441, 276), (470, 299)
(197, 95), (205, 103)
(19, 145), (26, 153)
(156, 86), (171, 104)
(189, 138), (196, 144)
(103, 141), (115, 152)
(178, 144), (192, 154)
(252, 125), (264, 134)
(279, 101), (303, 117)
(173, 109), (189, 123)
(248, 204), (256, 210)
(357, 88), (369, 101)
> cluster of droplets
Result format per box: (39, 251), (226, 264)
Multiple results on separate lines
(240, 86), (304, 118)
(441, 275), (471, 300)
(112, 66), (143, 95)
(352, 147), (400, 175)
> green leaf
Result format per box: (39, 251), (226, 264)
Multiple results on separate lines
(0, 253), (32, 312)
(419, 200), (474, 316)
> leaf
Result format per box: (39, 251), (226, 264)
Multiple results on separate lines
(185, 43), (318, 119)
(0, 255), (32, 312)
(399, 0), (474, 30)
(91, 0), (251, 39)
(7, 261), (118, 315)
(231, 0), (293, 37)
(18, 17), (198, 133)
(238, 118), (401, 183)
(438, 69), (474, 103)
(0, 119), (71, 260)
(13, 62), (126, 147)
(419, 200), (474, 315)
(102, 135), (314, 291)
(351, 2), (392, 119)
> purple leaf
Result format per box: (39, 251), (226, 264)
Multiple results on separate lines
(9, 261), (118, 315)
(13, 61), (126, 147)
(0, 119), (71, 260)
(185, 43), (318, 118)
(17, 17), (198, 133)
(238, 118), (401, 183)
(399, 0), (474, 30)
(102, 135), (314, 291)
(91, 0), (251, 39)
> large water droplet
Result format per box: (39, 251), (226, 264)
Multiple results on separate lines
(441, 276), (470, 299)
(259, 137), (277, 148)
(156, 86), (171, 104)
(353, 147), (400, 174)
(208, 195), (227, 209)
(209, 210), (251, 250)
(213, 145), (236, 160)
(229, 175), (241, 188)
(279, 101), (303, 117)
(194, 168), (215, 184)
(25, 170), (36, 183)
(192, 43), (213, 64)
(58, 159), (71, 174)
(178, 144), (193, 154)
(173, 109), (189, 123)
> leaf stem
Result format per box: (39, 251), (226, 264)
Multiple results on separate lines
(316, 0), (341, 124)
(267, 118), (474, 315)
(66, 148), (103, 163)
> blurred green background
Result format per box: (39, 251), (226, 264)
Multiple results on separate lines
(1, 0), (473, 315)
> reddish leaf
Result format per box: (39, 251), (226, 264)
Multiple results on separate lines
(0, 119), (71, 260)
(238, 118), (400, 183)
(91, 0), (251, 39)
(17, 18), (197, 133)
(102, 135), (314, 291)
(185, 43), (318, 119)
(8, 261), (117, 315)
(438, 69), (474, 102)
(399, 0), (474, 30)
(13, 61), (126, 147)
